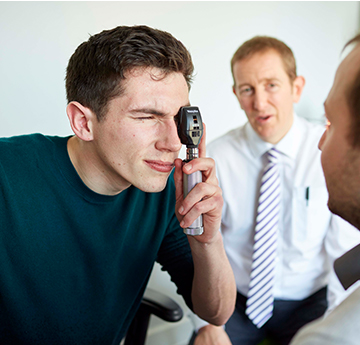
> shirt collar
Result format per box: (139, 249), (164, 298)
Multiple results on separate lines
(245, 113), (304, 160)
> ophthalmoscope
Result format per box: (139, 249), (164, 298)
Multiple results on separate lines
(177, 106), (204, 236)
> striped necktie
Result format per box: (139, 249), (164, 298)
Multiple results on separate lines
(245, 148), (280, 328)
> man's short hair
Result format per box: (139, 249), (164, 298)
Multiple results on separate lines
(231, 36), (297, 86)
(66, 25), (194, 121)
(344, 34), (360, 147)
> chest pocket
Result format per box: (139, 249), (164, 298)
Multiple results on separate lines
(292, 186), (331, 245)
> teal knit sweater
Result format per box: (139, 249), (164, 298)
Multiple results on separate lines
(0, 134), (194, 344)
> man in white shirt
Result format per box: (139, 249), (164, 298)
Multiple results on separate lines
(289, 33), (360, 345)
(190, 36), (360, 345)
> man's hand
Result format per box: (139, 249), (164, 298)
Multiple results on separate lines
(194, 325), (232, 345)
(174, 123), (223, 244)
(173, 122), (236, 326)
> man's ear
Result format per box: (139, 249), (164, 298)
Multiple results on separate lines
(232, 85), (237, 96)
(66, 101), (96, 141)
(292, 76), (306, 103)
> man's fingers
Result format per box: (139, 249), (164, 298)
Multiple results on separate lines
(198, 122), (207, 158)
(182, 156), (218, 185)
(179, 183), (222, 226)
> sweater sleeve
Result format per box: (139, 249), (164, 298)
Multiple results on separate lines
(156, 212), (194, 311)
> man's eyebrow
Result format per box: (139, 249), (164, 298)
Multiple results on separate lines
(129, 108), (167, 117)
(323, 101), (328, 115)
(323, 101), (331, 120)
(236, 78), (281, 88)
(129, 104), (191, 116)
(236, 83), (252, 89)
(261, 77), (281, 83)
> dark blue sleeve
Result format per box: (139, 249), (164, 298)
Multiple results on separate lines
(155, 174), (194, 311)
(157, 214), (194, 311)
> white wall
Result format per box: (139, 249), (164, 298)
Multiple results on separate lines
(1, 2), (359, 344)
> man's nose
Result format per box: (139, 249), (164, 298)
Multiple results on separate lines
(253, 90), (267, 111)
(156, 120), (182, 152)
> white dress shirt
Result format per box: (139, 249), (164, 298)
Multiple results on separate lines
(207, 114), (360, 303)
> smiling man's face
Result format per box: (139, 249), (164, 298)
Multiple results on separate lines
(232, 49), (303, 144)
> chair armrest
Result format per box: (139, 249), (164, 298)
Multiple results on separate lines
(124, 288), (183, 345)
(141, 288), (183, 322)
(334, 243), (360, 290)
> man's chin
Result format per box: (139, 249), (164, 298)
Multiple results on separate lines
(328, 197), (344, 217)
(135, 177), (169, 193)
(328, 198), (360, 231)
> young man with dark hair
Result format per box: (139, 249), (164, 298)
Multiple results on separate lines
(290, 33), (360, 345)
(190, 36), (360, 345)
(0, 25), (236, 344)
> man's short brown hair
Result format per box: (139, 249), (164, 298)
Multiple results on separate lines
(66, 25), (194, 121)
(231, 36), (297, 86)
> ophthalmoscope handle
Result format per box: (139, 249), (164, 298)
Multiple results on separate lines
(183, 148), (204, 236)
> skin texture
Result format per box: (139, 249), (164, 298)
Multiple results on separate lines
(232, 49), (305, 144)
(66, 66), (236, 325)
(318, 44), (360, 231)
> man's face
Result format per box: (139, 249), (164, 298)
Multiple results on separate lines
(318, 44), (360, 228)
(90, 67), (189, 194)
(232, 49), (303, 144)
